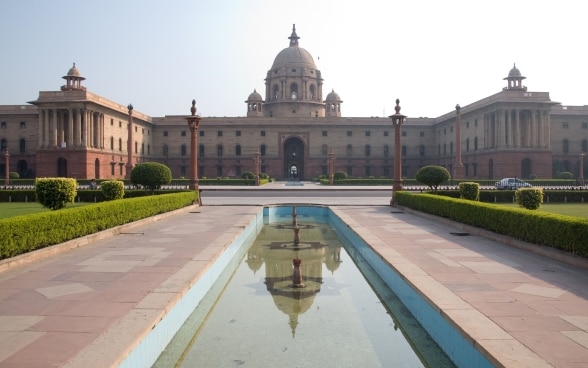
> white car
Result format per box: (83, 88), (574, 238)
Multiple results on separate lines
(495, 178), (532, 190)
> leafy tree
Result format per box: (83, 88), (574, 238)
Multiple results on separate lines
(35, 178), (77, 210)
(415, 165), (451, 192)
(130, 162), (172, 193)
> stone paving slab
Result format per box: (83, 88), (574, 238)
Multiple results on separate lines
(0, 201), (587, 367)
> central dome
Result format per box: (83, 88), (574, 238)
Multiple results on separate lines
(271, 24), (316, 70)
(271, 47), (316, 70)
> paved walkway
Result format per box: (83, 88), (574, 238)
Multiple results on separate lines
(0, 189), (587, 367)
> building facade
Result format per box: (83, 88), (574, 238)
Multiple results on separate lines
(1, 25), (587, 181)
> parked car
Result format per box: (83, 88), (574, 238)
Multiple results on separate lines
(495, 178), (532, 190)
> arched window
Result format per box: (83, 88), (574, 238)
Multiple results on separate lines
(273, 85), (280, 100)
(346, 144), (353, 157)
(474, 136), (478, 151)
(384, 145), (389, 157)
(134, 141), (138, 153)
(582, 139), (588, 153)
(181, 144), (187, 156)
(365, 145), (371, 156)
(419, 145), (425, 156)
(0, 139), (6, 151)
(217, 145), (223, 157)
(563, 139), (569, 154)
(19, 139), (26, 154)
(199, 144), (205, 157)
(118, 138), (122, 151)
(163, 144), (168, 156)
(450, 142), (454, 155)
(110, 136), (114, 150)
(309, 84), (316, 100)
(260, 144), (266, 156)
(402, 145), (407, 157)
(290, 83), (298, 100)
(321, 144), (328, 156)
(236, 144), (241, 156)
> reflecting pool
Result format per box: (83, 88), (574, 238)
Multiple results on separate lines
(154, 207), (454, 368)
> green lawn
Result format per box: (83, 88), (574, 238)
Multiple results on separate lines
(498, 203), (588, 219)
(0, 202), (91, 219)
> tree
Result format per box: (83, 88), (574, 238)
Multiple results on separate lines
(415, 165), (451, 192)
(130, 162), (172, 193)
(101, 180), (125, 200)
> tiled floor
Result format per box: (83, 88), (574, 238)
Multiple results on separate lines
(0, 202), (587, 367)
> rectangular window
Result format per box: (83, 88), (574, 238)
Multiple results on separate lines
(199, 131), (205, 137)
(322, 131), (327, 137)
(419, 131), (425, 137)
(181, 131), (186, 137)
(20, 122), (25, 128)
(110, 119), (114, 126)
(582, 122), (588, 129)
(163, 131), (168, 137)
(563, 122), (569, 129)
(383, 131), (389, 137)
(261, 131), (266, 137)
(365, 131), (370, 137)
(402, 131), (407, 137)
(0, 122), (6, 128)
(236, 131), (241, 136)
(347, 131), (352, 137)
(119, 121), (122, 127)
(217, 131), (223, 137)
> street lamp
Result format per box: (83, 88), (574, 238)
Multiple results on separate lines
(4, 150), (9, 187)
(186, 100), (202, 202)
(454, 104), (464, 179)
(389, 99), (406, 205)
(580, 151), (585, 187)
(125, 104), (133, 179)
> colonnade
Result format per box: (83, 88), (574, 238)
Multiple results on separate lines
(484, 108), (551, 149)
(37, 108), (105, 149)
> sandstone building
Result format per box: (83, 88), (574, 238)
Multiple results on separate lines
(1, 25), (587, 181)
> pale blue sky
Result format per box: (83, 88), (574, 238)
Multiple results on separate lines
(0, 0), (585, 118)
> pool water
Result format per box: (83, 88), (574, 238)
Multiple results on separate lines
(154, 210), (454, 367)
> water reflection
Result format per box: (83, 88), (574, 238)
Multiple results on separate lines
(245, 217), (343, 337)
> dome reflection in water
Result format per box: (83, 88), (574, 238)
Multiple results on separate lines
(157, 207), (454, 368)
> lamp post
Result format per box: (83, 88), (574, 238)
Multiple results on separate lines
(580, 151), (585, 187)
(125, 104), (133, 179)
(453, 104), (464, 179)
(186, 100), (202, 202)
(389, 99), (406, 205)
(4, 150), (9, 187)
(328, 147), (335, 185)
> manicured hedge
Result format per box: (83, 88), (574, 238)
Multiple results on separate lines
(0, 192), (196, 260)
(393, 191), (588, 257)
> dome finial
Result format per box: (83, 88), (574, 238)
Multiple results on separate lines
(288, 24), (300, 47)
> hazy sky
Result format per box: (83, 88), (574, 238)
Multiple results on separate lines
(0, 0), (585, 119)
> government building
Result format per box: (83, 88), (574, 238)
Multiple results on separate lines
(1, 25), (587, 182)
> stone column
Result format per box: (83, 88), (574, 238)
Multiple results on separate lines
(513, 109), (519, 148)
(545, 111), (551, 148)
(52, 109), (58, 147)
(67, 108), (73, 148)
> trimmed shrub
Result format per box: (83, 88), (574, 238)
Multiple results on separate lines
(241, 171), (255, 179)
(459, 182), (480, 201)
(9, 172), (19, 179)
(415, 165), (451, 192)
(516, 187), (543, 210)
(35, 178), (77, 210)
(101, 180), (125, 201)
(558, 171), (573, 179)
(334, 171), (348, 180)
(130, 162), (172, 193)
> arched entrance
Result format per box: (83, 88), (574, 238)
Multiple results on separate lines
(283, 137), (305, 180)
(521, 158), (532, 178)
(57, 157), (67, 177)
